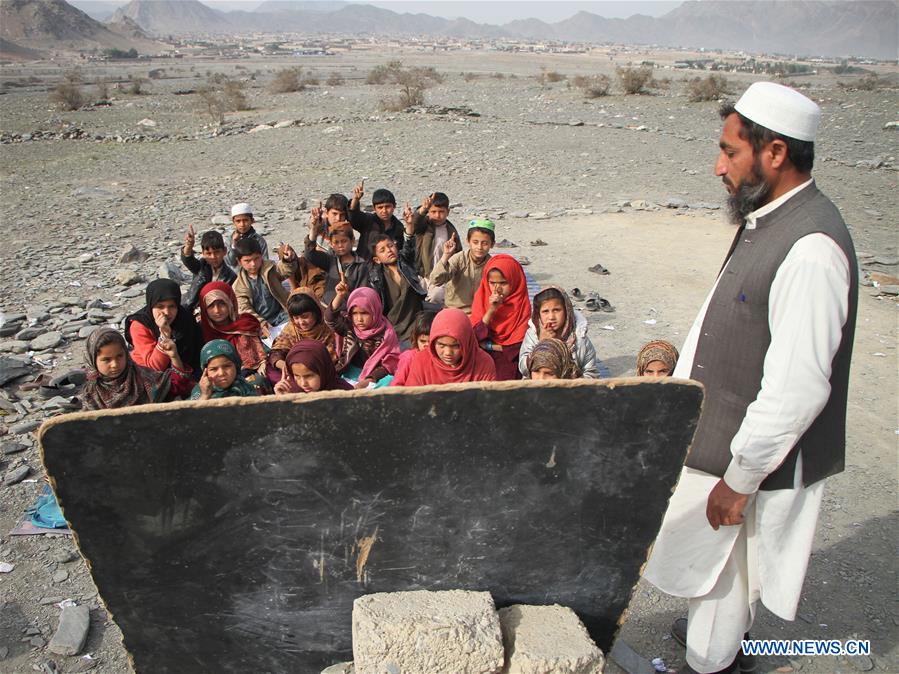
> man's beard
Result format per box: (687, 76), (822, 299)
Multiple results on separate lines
(726, 160), (772, 225)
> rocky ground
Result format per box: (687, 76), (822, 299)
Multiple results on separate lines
(0, 49), (896, 673)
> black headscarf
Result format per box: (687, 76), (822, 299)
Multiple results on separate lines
(125, 279), (203, 374)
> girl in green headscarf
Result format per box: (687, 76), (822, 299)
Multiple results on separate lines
(190, 339), (259, 401)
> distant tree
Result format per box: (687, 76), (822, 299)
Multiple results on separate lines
(105, 48), (138, 59)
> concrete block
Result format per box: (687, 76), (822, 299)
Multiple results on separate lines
(499, 604), (604, 674)
(353, 590), (504, 674)
(48, 604), (90, 656)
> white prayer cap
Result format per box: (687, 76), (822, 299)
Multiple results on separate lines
(734, 82), (820, 142)
(231, 202), (253, 217)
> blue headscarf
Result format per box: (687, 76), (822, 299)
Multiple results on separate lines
(189, 340), (258, 399)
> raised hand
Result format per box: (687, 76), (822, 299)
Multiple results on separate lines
(184, 224), (196, 252)
(352, 180), (365, 202)
(420, 192), (435, 214)
(274, 379), (292, 395)
(403, 202), (415, 228)
(442, 233), (457, 258)
(198, 368), (214, 400)
(278, 242), (297, 262)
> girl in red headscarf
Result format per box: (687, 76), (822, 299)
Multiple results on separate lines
(198, 281), (268, 376)
(403, 308), (496, 386)
(469, 254), (531, 380)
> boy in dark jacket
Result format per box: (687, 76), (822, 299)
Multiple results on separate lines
(367, 204), (425, 342)
(411, 192), (461, 279)
(225, 202), (269, 270)
(349, 181), (405, 261)
(303, 220), (369, 306)
(181, 226), (236, 312)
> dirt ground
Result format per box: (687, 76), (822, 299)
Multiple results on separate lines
(0, 48), (896, 673)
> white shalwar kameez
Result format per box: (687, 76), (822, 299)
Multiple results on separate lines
(643, 181), (851, 673)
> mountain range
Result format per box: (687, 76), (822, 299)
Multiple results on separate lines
(3, 0), (897, 61)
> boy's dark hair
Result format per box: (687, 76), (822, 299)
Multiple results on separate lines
(371, 233), (395, 256)
(412, 310), (436, 344)
(324, 193), (349, 214)
(467, 226), (495, 245)
(372, 188), (396, 206)
(200, 230), (226, 250)
(233, 237), (262, 259)
(328, 224), (355, 241)
(430, 192), (450, 209)
(719, 101), (814, 173)
(287, 292), (323, 321)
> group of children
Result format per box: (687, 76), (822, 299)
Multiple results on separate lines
(81, 188), (679, 411)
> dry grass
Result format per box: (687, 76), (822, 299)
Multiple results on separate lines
(686, 74), (731, 102)
(617, 66), (654, 94)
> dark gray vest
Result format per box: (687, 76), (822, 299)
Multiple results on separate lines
(686, 182), (858, 490)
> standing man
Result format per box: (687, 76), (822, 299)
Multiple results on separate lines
(644, 82), (858, 674)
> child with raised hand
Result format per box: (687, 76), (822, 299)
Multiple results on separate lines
(526, 338), (579, 380)
(267, 290), (338, 385)
(469, 254), (531, 381)
(125, 279), (203, 379)
(428, 219), (495, 314)
(225, 203), (269, 270)
(349, 179), (405, 260)
(519, 286), (599, 379)
(274, 239), (328, 300)
(411, 192), (462, 280)
(81, 327), (191, 410)
(273, 340), (353, 395)
(303, 218), (369, 305)
(402, 308), (496, 386)
(325, 285), (400, 389)
(181, 225), (236, 312)
(390, 310), (436, 386)
(190, 340), (259, 401)
(309, 194), (350, 242)
(368, 203), (426, 343)
(231, 237), (290, 338)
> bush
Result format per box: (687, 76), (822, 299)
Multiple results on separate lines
(148, 68), (165, 80)
(126, 76), (147, 95)
(197, 75), (251, 124)
(221, 78), (249, 110)
(50, 81), (83, 110)
(372, 64), (443, 111)
(94, 78), (109, 100)
(857, 73), (883, 91)
(462, 72), (479, 82)
(326, 72), (344, 86)
(270, 67), (305, 94)
(536, 69), (566, 87)
(366, 60), (403, 85)
(572, 74), (610, 98)
(491, 72), (505, 80)
(617, 66), (654, 94)
(304, 72), (320, 86)
(687, 74), (731, 102)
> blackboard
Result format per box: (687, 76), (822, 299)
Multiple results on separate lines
(39, 378), (702, 673)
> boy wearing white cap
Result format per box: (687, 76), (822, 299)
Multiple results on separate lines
(224, 202), (269, 270)
(644, 82), (858, 674)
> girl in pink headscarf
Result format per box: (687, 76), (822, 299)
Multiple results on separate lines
(324, 285), (400, 389)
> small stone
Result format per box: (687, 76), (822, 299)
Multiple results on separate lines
(665, 197), (687, 208)
(4, 465), (30, 485)
(848, 654), (874, 671)
(52, 550), (77, 564)
(530, 211), (550, 219)
(15, 326), (46, 341)
(495, 239), (518, 248)
(510, 211), (530, 218)
(0, 561), (14, 573)
(40, 597), (64, 605)
(117, 245), (149, 264)
(113, 269), (143, 286)
(136, 118), (156, 127)
(158, 261), (192, 284)
(568, 120), (584, 126)
(29, 636), (45, 648)
(274, 120), (296, 128)
(249, 124), (274, 133)
(9, 419), (41, 434)
(211, 215), (231, 226)
(499, 604), (604, 674)
(48, 605), (90, 656)
(0, 340), (30, 354)
(2, 441), (27, 455)
(52, 569), (69, 583)
(0, 645), (7, 658)
(77, 253), (94, 264)
(30, 331), (63, 351)
(78, 325), (99, 339)
(321, 663), (354, 674)
(565, 208), (593, 216)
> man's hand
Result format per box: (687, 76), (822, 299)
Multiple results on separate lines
(706, 479), (751, 530)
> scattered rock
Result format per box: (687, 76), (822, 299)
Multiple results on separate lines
(249, 124), (274, 133)
(78, 325), (100, 339)
(321, 663), (354, 674)
(510, 211), (529, 219)
(529, 239), (548, 247)
(136, 119), (156, 128)
(53, 549), (78, 564)
(274, 120), (297, 128)
(495, 239), (518, 248)
(211, 215), (231, 226)
(884, 121), (899, 130)
(113, 269), (143, 286)
(30, 331), (63, 351)
(15, 326), (46, 341)
(8, 419), (41, 434)
(353, 590), (504, 674)
(499, 604), (604, 674)
(48, 605), (90, 656)
(158, 261), (192, 284)
(847, 654), (874, 671)
(1, 440), (28, 455)
(117, 245), (149, 264)
(565, 208), (593, 216)
(52, 569), (69, 584)
(665, 197), (687, 208)
(0, 356), (32, 386)
(4, 464), (30, 485)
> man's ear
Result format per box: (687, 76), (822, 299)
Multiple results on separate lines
(767, 139), (789, 170)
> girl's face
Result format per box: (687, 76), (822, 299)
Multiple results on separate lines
(291, 311), (319, 332)
(152, 299), (178, 324)
(290, 362), (322, 393)
(487, 269), (509, 297)
(539, 298), (566, 332)
(351, 306), (373, 331)
(415, 333), (430, 351)
(530, 367), (559, 380)
(206, 355), (237, 389)
(434, 336), (462, 366)
(96, 342), (127, 378)
(642, 360), (671, 378)
(206, 299), (230, 325)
